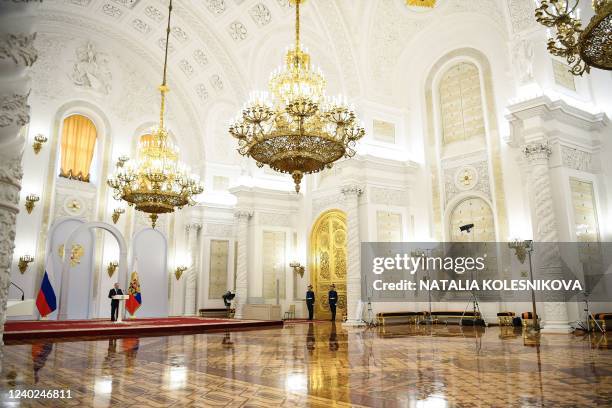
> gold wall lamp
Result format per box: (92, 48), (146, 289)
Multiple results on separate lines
(107, 261), (119, 277)
(112, 208), (125, 224)
(32, 134), (48, 154)
(175, 266), (188, 280)
(18, 255), (34, 274)
(290, 261), (305, 278)
(116, 155), (129, 168)
(25, 194), (39, 214)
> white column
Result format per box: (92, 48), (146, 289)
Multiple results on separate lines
(523, 142), (571, 333)
(0, 1), (39, 370)
(184, 223), (201, 315)
(233, 210), (252, 319)
(341, 185), (363, 326)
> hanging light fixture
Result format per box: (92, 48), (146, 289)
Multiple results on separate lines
(535, 0), (612, 75)
(229, 0), (365, 193)
(107, 0), (203, 228)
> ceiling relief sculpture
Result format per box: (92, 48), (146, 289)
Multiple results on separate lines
(70, 42), (112, 95)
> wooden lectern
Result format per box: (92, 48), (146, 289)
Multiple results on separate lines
(112, 295), (130, 323)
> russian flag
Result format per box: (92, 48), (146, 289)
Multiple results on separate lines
(35, 260), (57, 318)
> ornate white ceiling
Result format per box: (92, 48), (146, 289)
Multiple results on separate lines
(32, 0), (528, 167)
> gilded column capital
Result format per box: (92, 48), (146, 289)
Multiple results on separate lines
(522, 142), (552, 163)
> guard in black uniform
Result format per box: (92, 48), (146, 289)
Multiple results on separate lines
(306, 285), (315, 320)
(328, 284), (338, 321)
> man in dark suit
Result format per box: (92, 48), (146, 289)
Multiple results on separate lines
(108, 282), (123, 322)
(328, 284), (338, 321)
(306, 285), (315, 320)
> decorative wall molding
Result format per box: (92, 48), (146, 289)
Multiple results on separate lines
(444, 161), (491, 206)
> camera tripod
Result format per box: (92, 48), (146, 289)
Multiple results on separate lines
(574, 292), (604, 333)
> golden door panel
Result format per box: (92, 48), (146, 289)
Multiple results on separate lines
(310, 210), (347, 320)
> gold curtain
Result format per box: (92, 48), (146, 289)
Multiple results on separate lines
(60, 114), (97, 182)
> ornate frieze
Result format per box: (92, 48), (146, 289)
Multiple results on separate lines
(204, 223), (234, 237)
(0, 93), (30, 129)
(561, 146), (592, 172)
(258, 211), (290, 227)
(0, 33), (38, 67)
(369, 186), (408, 207)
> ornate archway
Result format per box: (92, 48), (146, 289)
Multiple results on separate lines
(309, 210), (347, 320)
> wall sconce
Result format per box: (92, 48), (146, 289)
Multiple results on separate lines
(112, 208), (125, 224)
(18, 255), (34, 274)
(32, 134), (47, 154)
(174, 266), (188, 280)
(107, 261), (119, 278)
(25, 194), (39, 214)
(116, 155), (129, 168)
(290, 261), (305, 278)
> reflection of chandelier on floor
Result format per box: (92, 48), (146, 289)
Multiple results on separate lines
(107, 0), (203, 228)
(229, 0), (365, 193)
(535, 0), (612, 75)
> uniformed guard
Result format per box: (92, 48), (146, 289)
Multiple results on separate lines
(328, 284), (338, 321)
(306, 284), (315, 320)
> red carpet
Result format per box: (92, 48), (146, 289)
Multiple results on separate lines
(4, 317), (283, 341)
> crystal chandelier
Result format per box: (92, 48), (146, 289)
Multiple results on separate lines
(107, 0), (203, 228)
(229, 0), (365, 193)
(535, 0), (612, 75)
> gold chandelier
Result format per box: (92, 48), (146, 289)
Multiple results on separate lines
(107, 0), (203, 228)
(229, 0), (365, 193)
(406, 0), (437, 7)
(535, 0), (612, 75)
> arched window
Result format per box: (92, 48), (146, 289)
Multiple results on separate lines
(439, 62), (485, 145)
(60, 114), (98, 182)
(449, 197), (495, 242)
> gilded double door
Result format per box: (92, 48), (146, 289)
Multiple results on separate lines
(310, 210), (347, 320)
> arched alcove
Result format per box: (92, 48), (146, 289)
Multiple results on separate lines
(132, 228), (168, 317)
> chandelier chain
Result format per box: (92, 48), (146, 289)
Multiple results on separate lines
(159, 0), (173, 130)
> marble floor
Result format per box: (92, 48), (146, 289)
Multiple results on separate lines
(0, 322), (611, 407)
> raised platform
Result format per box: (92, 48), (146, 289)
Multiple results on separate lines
(3, 317), (283, 341)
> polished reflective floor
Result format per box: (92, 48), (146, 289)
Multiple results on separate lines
(1, 322), (611, 407)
